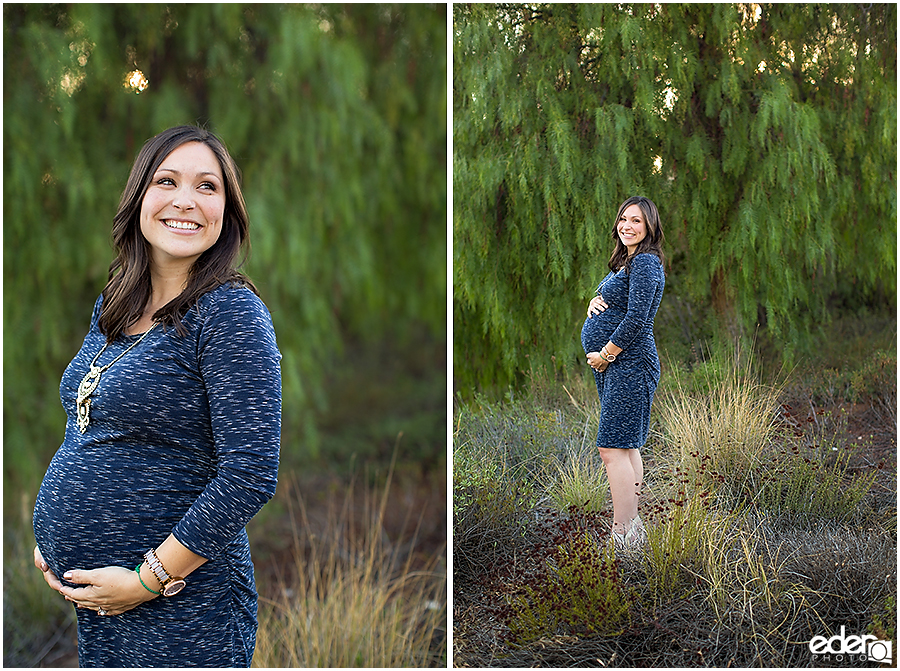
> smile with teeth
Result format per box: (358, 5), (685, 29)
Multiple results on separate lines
(163, 219), (201, 231)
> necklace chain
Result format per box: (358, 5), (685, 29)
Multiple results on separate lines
(75, 323), (158, 434)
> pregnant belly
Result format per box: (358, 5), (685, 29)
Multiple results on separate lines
(581, 310), (621, 353)
(581, 313), (660, 372)
(33, 442), (203, 577)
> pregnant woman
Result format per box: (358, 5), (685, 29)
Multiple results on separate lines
(581, 196), (665, 550)
(32, 125), (282, 667)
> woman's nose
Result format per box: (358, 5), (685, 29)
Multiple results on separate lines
(172, 187), (195, 210)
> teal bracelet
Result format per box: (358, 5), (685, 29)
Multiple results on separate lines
(135, 563), (161, 595)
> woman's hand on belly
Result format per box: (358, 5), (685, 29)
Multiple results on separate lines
(587, 295), (609, 318)
(34, 545), (64, 592)
(57, 565), (157, 617)
(586, 351), (609, 373)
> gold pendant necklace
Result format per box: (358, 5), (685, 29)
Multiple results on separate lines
(75, 322), (158, 433)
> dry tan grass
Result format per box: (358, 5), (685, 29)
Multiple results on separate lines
(253, 463), (446, 668)
(655, 349), (782, 493)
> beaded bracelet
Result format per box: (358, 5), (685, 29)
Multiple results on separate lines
(135, 563), (161, 596)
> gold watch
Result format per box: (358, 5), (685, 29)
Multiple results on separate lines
(144, 549), (186, 597)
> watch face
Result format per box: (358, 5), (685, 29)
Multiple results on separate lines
(162, 579), (186, 597)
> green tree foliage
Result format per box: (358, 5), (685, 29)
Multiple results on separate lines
(4, 4), (446, 499)
(454, 3), (895, 392)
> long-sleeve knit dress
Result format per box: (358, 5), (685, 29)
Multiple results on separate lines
(580, 253), (665, 449)
(33, 282), (282, 667)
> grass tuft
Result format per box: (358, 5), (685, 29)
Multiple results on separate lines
(548, 417), (609, 513)
(253, 461), (446, 668)
(656, 345), (781, 506)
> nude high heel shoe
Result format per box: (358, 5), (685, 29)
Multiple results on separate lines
(611, 516), (646, 551)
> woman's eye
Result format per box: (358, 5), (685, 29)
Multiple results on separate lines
(199, 182), (217, 191)
(156, 177), (175, 185)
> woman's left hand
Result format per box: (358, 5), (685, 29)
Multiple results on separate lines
(58, 566), (157, 617)
(586, 351), (609, 373)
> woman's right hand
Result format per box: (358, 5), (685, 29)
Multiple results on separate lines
(586, 351), (609, 373)
(587, 295), (608, 318)
(34, 545), (64, 591)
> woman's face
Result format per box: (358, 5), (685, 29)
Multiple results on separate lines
(617, 203), (647, 255)
(139, 141), (225, 272)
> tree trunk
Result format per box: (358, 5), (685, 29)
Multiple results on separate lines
(711, 266), (740, 339)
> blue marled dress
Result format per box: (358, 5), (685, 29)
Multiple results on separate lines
(581, 253), (665, 449)
(33, 283), (282, 668)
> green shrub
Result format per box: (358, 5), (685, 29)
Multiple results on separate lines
(453, 477), (535, 581)
(506, 533), (631, 644)
(453, 433), (536, 581)
(799, 349), (896, 417)
(848, 350), (896, 424)
(869, 593), (896, 644)
(755, 447), (876, 520)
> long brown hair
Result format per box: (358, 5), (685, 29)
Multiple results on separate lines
(607, 195), (666, 274)
(99, 126), (258, 341)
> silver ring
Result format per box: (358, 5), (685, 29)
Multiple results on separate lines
(98, 609), (108, 616)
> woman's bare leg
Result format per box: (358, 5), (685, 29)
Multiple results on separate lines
(628, 449), (643, 502)
(598, 447), (638, 533)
